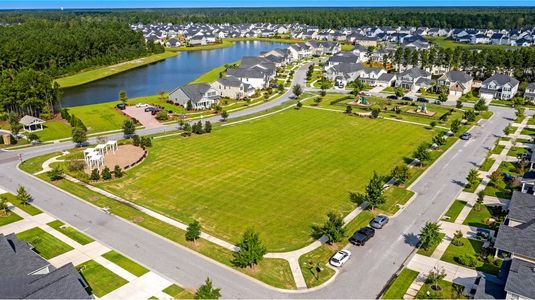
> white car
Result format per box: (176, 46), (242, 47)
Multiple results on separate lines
(136, 103), (149, 108)
(329, 249), (351, 267)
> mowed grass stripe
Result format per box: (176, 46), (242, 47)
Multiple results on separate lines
(98, 109), (433, 251)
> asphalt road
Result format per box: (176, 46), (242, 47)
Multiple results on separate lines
(0, 62), (514, 298)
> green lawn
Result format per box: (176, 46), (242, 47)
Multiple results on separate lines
(507, 146), (529, 157)
(521, 127), (535, 136)
(19, 152), (62, 174)
(382, 268), (419, 299)
(378, 186), (414, 216)
(483, 182), (512, 199)
(442, 200), (466, 223)
(463, 204), (506, 230)
(47, 220), (94, 245)
(417, 233), (446, 257)
(77, 260), (128, 297)
(490, 144), (505, 155)
(480, 157), (495, 172)
(55, 52), (176, 88)
(0, 210), (23, 226)
(440, 237), (500, 275)
(102, 250), (149, 277)
(341, 43), (355, 52)
(528, 117), (535, 125)
(163, 284), (194, 299)
(416, 278), (467, 299)
(96, 108), (433, 251)
(1, 193), (42, 216)
(189, 60), (240, 84)
(34, 120), (72, 141)
(16, 227), (74, 259)
(426, 37), (517, 50)
(69, 102), (130, 134)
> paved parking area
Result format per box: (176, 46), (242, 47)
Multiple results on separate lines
(123, 106), (163, 129)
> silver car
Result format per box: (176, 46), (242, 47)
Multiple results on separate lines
(370, 215), (389, 229)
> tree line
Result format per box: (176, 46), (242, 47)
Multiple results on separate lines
(1, 8), (535, 29)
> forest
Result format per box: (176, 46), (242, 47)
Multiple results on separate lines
(1, 8), (534, 29)
(0, 19), (164, 116)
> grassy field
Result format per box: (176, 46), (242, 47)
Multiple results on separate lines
(1, 192), (42, 216)
(68, 102), (130, 134)
(440, 237), (500, 275)
(102, 250), (149, 277)
(426, 37), (517, 50)
(55, 52), (177, 88)
(77, 260), (128, 297)
(163, 284), (194, 299)
(47, 220), (94, 245)
(189, 60), (240, 85)
(442, 200), (467, 223)
(96, 108), (433, 251)
(16, 227), (74, 259)
(382, 268), (419, 299)
(35, 120), (72, 141)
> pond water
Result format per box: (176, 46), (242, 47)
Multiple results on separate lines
(60, 41), (287, 107)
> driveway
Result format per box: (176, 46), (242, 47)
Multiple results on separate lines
(123, 106), (163, 129)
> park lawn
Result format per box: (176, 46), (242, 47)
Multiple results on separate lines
(416, 278), (468, 299)
(377, 186), (414, 216)
(97, 108), (433, 251)
(382, 268), (419, 299)
(480, 157), (495, 172)
(490, 144), (505, 155)
(77, 260), (128, 297)
(102, 250), (149, 277)
(425, 36), (515, 50)
(55, 52), (176, 88)
(189, 60), (240, 84)
(35, 120), (72, 141)
(19, 152), (62, 174)
(440, 237), (500, 275)
(16, 227), (74, 259)
(507, 146), (529, 157)
(0, 210), (23, 226)
(442, 200), (466, 223)
(68, 102), (130, 133)
(299, 210), (376, 288)
(1, 193), (42, 216)
(163, 284), (194, 299)
(33, 174), (296, 289)
(417, 233), (446, 257)
(47, 220), (94, 245)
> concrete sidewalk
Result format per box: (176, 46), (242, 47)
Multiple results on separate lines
(407, 254), (478, 288)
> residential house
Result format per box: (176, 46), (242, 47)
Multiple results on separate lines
(226, 68), (269, 90)
(189, 36), (207, 46)
(359, 68), (388, 86)
(524, 83), (535, 102)
(479, 74), (519, 101)
(437, 71), (473, 96)
(325, 63), (365, 87)
(354, 34), (378, 47)
(169, 83), (219, 109)
(376, 73), (397, 87)
(394, 67), (432, 92)
(327, 52), (361, 67)
(211, 76), (255, 99)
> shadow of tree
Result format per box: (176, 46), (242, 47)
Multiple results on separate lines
(403, 232), (420, 247)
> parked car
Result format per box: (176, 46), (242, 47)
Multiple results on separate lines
(349, 227), (375, 246)
(370, 215), (389, 229)
(360, 91), (371, 96)
(460, 132), (472, 140)
(401, 96), (414, 101)
(416, 97), (429, 103)
(136, 103), (149, 108)
(329, 250), (351, 267)
(386, 95), (398, 100)
(144, 106), (157, 112)
(151, 108), (161, 115)
(116, 103), (126, 110)
(434, 100), (442, 105)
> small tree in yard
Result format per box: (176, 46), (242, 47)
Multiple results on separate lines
(132, 134), (141, 146)
(489, 170), (504, 187)
(101, 167), (112, 180)
(503, 125), (512, 136)
(114, 165), (123, 178)
(418, 221), (442, 251)
(221, 110), (229, 121)
(426, 266), (447, 291)
(296, 101), (303, 110)
(186, 100), (193, 111)
(183, 123), (192, 136)
(122, 120), (136, 137)
(185, 220), (201, 243)
(17, 186), (31, 205)
(450, 119), (461, 134)
(516, 107), (525, 119)
(365, 172), (386, 209)
(47, 166), (64, 181)
(371, 105), (381, 118)
(391, 165), (410, 185)
(464, 110), (476, 122)
(394, 87), (405, 98)
(232, 229), (267, 268)
(466, 169), (480, 189)
(474, 99), (488, 111)
(140, 136), (152, 148)
(204, 121), (212, 133)
(432, 132), (446, 146)
(414, 144), (431, 165)
(0, 196), (8, 216)
(452, 230), (464, 246)
(119, 90), (128, 105)
(72, 127), (87, 145)
(90, 169), (100, 181)
(345, 105), (353, 114)
(292, 84), (303, 98)
(456, 100), (463, 108)
(312, 212), (346, 244)
(195, 278), (221, 300)
(438, 93), (447, 102)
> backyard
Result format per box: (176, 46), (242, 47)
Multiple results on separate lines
(94, 108), (434, 251)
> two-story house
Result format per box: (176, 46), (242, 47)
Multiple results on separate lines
(524, 83), (535, 102)
(479, 74), (519, 101)
(394, 67), (432, 92)
(211, 76), (255, 100)
(169, 83), (219, 110)
(437, 70), (474, 96)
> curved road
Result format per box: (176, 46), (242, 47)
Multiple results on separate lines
(0, 61), (514, 298)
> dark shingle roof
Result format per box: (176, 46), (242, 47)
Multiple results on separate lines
(495, 222), (535, 259)
(508, 191), (535, 223)
(482, 74), (519, 87)
(445, 70), (473, 83)
(180, 83), (215, 102)
(504, 258), (535, 299)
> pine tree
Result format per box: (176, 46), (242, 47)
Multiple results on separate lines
(16, 185), (31, 205)
(232, 229), (267, 268)
(195, 278), (221, 300)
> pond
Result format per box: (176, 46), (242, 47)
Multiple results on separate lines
(60, 41), (287, 107)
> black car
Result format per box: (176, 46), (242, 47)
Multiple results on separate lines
(386, 95), (398, 100)
(144, 106), (158, 112)
(417, 97), (429, 103)
(116, 103), (126, 110)
(349, 227), (375, 246)
(401, 96), (413, 101)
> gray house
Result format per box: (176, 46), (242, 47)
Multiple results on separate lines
(524, 83), (535, 102)
(480, 74), (519, 101)
(437, 70), (473, 96)
(0, 233), (90, 299)
(169, 83), (219, 110)
(394, 67), (432, 92)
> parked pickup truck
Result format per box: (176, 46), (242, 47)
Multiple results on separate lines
(349, 227), (375, 246)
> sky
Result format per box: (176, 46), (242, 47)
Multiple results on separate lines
(0, 0), (535, 9)
(1, 0), (534, 9)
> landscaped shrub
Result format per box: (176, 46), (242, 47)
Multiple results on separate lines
(114, 165), (123, 178)
(456, 254), (478, 267)
(68, 160), (85, 172)
(155, 111), (168, 121)
(140, 136), (152, 148)
(90, 169), (100, 181)
(47, 166), (64, 181)
(101, 167), (112, 180)
(132, 135), (141, 147)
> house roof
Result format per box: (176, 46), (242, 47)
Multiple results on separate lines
(504, 258), (535, 299)
(444, 70), (473, 83)
(19, 115), (45, 126)
(508, 191), (535, 223)
(473, 273), (507, 299)
(215, 76), (244, 88)
(482, 74), (519, 87)
(378, 73), (396, 82)
(0, 234), (90, 299)
(495, 222), (535, 259)
(400, 67), (431, 79)
(178, 83), (216, 102)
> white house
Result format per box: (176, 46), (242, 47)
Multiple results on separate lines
(479, 74), (519, 101)
(211, 76), (255, 99)
(169, 83), (219, 110)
